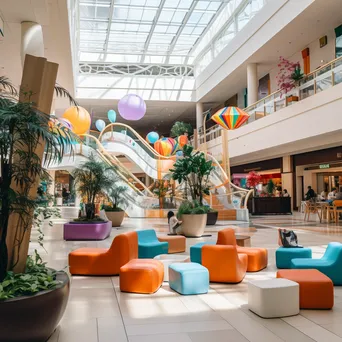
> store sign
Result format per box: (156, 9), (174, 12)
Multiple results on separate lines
(319, 164), (330, 169)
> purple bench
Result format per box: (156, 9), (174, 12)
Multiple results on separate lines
(63, 221), (112, 241)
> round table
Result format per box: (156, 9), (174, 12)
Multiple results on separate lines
(154, 254), (190, 281)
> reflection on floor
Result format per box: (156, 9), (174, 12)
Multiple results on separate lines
(30, 212), (342, 342)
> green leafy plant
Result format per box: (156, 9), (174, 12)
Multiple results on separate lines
(73, 217), (105, 223)
(0, 250), (61, 300)
(177, 200), (208, 218)
(170, 121), (193, 137)
(72, 155), (113, 220)
(0, 77), (76, 281)
(171, 145), (214, 206)
(105, 180), (129, 211)
(33, 207), (61, 251)
(266, 179), (275, 196)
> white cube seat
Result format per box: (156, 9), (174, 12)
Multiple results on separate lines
(154, 254), (190, 281)
(248, 278), (299, 318)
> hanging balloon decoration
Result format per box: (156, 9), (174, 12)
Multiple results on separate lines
(146, 131), (159, 144)
(95, 119), (106, 132)
(62, 106), (91, 135)
(107, 109), (117, 123)
(176, 150), (183, 159)
(177, 134), (188, 148)
(118, 94), (146, 121)
(154, 139), (172, 156)
(211, 106), (250, 130)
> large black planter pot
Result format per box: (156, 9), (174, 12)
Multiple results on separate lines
(0, 270), (70, 342)
(206, 211), (218, 225)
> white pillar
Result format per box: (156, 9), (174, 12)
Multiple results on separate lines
(21, 22), (44, 67)
(196, 102), (204, 132)
(247, 63), (258, 106)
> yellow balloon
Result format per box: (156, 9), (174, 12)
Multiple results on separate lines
(62, 106), (91, 135)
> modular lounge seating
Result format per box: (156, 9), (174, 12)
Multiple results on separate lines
(202, 245), (248, 283)
(120, 259), (164, 294)
(248, 278), (300, 318)
(158, 235), (186, 253)
(277, 269), (334, 309)
(137, 229), (168, 258)
(190, 228), (268, 272)
(69, 231), (138, 275)
(290, 242), (342, 285)
(169, 262), (209, 295)
(276, 247), (312, 269)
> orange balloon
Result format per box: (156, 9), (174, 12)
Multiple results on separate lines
(62, 106), (91, 135)
(177, 135), (188, 147)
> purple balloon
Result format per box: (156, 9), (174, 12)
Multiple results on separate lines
(118, 94), (146, 121)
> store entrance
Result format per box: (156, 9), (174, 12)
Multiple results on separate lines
(317, 172), (342, 193)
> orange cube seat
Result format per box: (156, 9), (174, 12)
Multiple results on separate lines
(277, 269), (334, 309)
(158, 235), (186, 253)
(120, 259), (164, 294)
(217, 228), (268, 272)
(202, 245), (248, 283)
(69, 231), (138, 275)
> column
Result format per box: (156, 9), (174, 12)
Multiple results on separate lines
(281, 156), (294, 209)
(196, 102), (204, 132)
(247, 63), (258, 106)
(21, 22), (44, 67)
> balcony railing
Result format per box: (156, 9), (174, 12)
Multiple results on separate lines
(196, 55), (342, 146)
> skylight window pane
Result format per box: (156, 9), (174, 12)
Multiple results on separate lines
(128, 8), (143, 21)
(178, 0), (193, 9)
(167, 25), (180, 34)
(159, 10), (174, 23)
(115, 0), (131, 4)
(172, 11), (187, 23)
(142, 9), (157, 21)
(80, 20), (108, 30)
(182, 25), (195, 34)
(196, 1), (209, 10)
(113, 8), (128, 20)
(131, 0), (147, 5)
(208, 2), (221, 10)
(192, 26), (205, 35)
(154, 25), (168, 33)
(199, 12), (213, 24)
(188, 12), (202, 24)
(165, 0), (179, 7)
(145, 0), (162, 6)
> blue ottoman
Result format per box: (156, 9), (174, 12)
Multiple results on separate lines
(276, 247), (312, 269)
(190, 242), (215, 264)
(169, 262), (209, 295)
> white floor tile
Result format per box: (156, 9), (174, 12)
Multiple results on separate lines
(128, 333), (192, 342)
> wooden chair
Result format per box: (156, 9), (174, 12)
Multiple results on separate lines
(333, 200), (342, 224)
(304, 201), (322, 223)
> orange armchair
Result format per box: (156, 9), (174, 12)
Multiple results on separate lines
(202, 245), (247, 283)
(217, 228), (268, 272)
(69, 231), (138, 275)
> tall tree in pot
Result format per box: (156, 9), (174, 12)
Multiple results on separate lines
(72, 155), (113, 220)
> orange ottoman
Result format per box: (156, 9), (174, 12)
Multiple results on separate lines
(120, 259), (164, 294)
(277, 269), (334, 309)
(237, 247), (268, 272)
(158, 236), (186, 253)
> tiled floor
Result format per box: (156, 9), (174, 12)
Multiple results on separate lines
(30, 212), (342, 342)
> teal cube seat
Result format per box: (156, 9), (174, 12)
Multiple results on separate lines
(190, 242), (215, 264)
(136, 230), (168, 259)
(291, 242), (342, 285)
(276, 247), (312, 269)
(169, 262), (209, 295)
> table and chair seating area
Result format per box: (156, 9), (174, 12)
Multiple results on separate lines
(302, 199), (342, 223)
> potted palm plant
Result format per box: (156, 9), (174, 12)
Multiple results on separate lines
(66, 155), (113, 240)
(171, 145), (214, 237)
(103, 182), (129, 227)
(0, 75), (76, 341)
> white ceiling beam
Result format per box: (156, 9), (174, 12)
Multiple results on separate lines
(140, 0), (167, 63)
(102, 0), (116, 61)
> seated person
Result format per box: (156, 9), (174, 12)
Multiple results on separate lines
(167, 211), (182, 235)
(328, 188), (337, 201)
(283, 189), (290, 197)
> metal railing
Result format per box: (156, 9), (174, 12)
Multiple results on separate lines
(196, 55), (342, 146)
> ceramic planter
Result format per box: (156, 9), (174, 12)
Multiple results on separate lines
(105, 210), (125, 227)
(0, 270), (70, 342)
(206, 211), (218, 225)
(181, 214), (207, 237)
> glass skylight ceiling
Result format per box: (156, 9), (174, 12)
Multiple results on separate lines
(78, 0), (225, 65)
